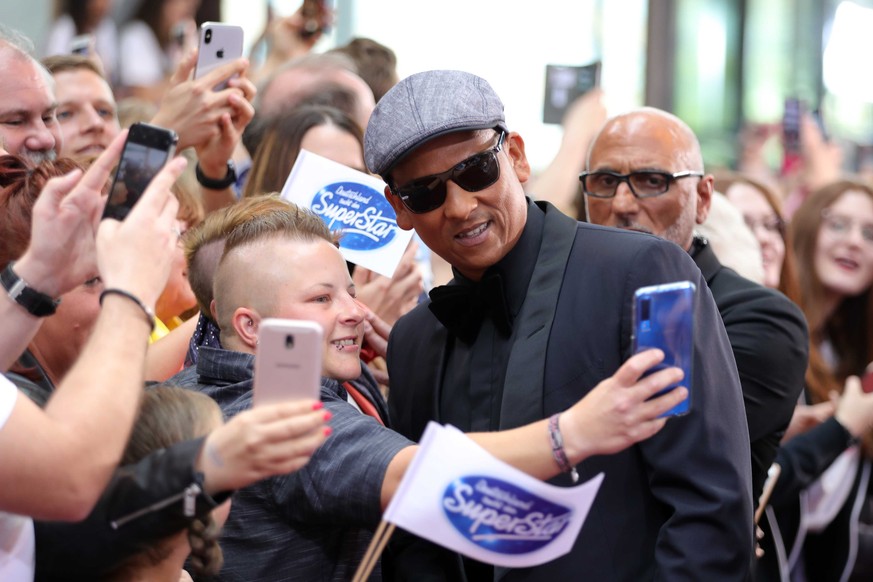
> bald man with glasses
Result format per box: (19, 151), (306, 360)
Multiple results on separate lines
(366, 71), (755, 581)
(583, 107), (809, 522)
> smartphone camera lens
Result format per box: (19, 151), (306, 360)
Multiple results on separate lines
(204, 29), (212, 44)
(285, 335), (295, 349)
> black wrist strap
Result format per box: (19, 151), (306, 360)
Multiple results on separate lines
(99, 288), (156, 331)
(1, 262), (60, 317)
(195, 160), (236, 190)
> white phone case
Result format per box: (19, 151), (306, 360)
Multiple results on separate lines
(193, 23), (244, 88)
(253, 319), (323, 406)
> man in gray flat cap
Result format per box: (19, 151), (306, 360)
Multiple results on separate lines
(365, 70), (754, 581)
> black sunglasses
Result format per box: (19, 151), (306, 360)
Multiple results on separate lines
(390, 131), (506, 214)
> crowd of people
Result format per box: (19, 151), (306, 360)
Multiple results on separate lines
(2, 2), (873, 581)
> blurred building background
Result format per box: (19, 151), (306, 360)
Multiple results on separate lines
(2, 0), (871, 173)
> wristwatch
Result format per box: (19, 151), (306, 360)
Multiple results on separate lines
(195, 160), (237, 190)
(1, 262), (60, 317)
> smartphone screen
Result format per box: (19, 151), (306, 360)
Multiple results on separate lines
(194, 23), (244, 90)
(102, 123), (177, 221)
(631, 281), (695, 417)
(253, 318), (323, 406)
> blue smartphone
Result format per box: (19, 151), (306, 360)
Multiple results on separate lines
(631, 281), (695, 417)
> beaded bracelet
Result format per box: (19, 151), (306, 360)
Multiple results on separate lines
(548, 413), (580, 483)
(99, 288), (156, 331)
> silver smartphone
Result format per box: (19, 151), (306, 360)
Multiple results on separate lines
(253, 319), (323, 406)
(193, 22), (244, 90)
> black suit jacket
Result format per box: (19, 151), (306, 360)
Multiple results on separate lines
(387, 202), (754, 581)
(690, 237), (809, 503)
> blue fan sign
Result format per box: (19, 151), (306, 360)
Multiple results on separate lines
(310, 182), (397, 250)
(442, 476), (574, 554)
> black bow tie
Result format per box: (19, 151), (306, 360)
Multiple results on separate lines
(428, 273), (512, 344)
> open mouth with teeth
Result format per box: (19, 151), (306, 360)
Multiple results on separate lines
(457, 222), (489, 240)
(332, 338), (358, 351)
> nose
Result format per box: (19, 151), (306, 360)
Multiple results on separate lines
(442, 180), (477, 220)
(846, 224), (867, 247)
(82, 106), (106, 133)
(23, 121), (56, 153)
(610, 181), (640, 217)
(340, 294), (366, 326)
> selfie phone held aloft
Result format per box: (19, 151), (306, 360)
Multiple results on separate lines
(253, 319), (323, 407)
(542, 61), (601, 125)
(102, 122), (178, 221)
(69, 34), (93, 56)
(631, 281), (695, 418)
(781, 97), (803, 175)
(193, 22), (244, 90)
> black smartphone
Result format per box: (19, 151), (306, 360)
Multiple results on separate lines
(543, 61), (601, 125)
(102, 123), (178, 221)
(631, 281), (695, 418)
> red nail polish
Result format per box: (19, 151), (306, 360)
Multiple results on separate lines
(312, 401), (324, 410)
(323, 411), (333, 421)
(323, 426), (333, 436)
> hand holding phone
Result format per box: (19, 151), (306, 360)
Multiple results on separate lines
(102, 123), (178, 221)
(193, 22), (244, 91)
(254, 319), (323, 407)
(631, 281), (695, 417)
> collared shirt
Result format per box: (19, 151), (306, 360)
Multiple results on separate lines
(439, 199), (543, 432)
(171, 346), (412, 582)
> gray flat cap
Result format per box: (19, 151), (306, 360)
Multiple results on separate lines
(364, 70), (508, 177)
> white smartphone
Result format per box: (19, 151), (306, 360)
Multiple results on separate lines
(253, 319), (323, 407)
(193, 22), (244, 90)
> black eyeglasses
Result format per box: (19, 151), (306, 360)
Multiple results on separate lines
(390, 131), (506, 214)
(579, 170), (704, 199)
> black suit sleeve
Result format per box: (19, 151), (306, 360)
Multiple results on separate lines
(770, 417), (855, 509)
(716, 285), (809, 502)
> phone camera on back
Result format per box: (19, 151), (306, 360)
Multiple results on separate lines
(285, 335), (295, 349)
(204, 29), (212, 44)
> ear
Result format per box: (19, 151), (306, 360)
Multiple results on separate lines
(385, 184), (415, 231)
(695, 174), (714, 224)
(231, 307), (262, 351)
(209, 298), (218, 323)
(507, 132), (531, 183)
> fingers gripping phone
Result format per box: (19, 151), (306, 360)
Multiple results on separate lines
(193, 22), (244, 90)
(631, 281), (696, 418)
(102, 122), (178, 221)
(254, 319), (323, 407)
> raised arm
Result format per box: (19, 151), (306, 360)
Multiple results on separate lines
(0, 145), (186, 520)
(380, 349), (686, 509)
